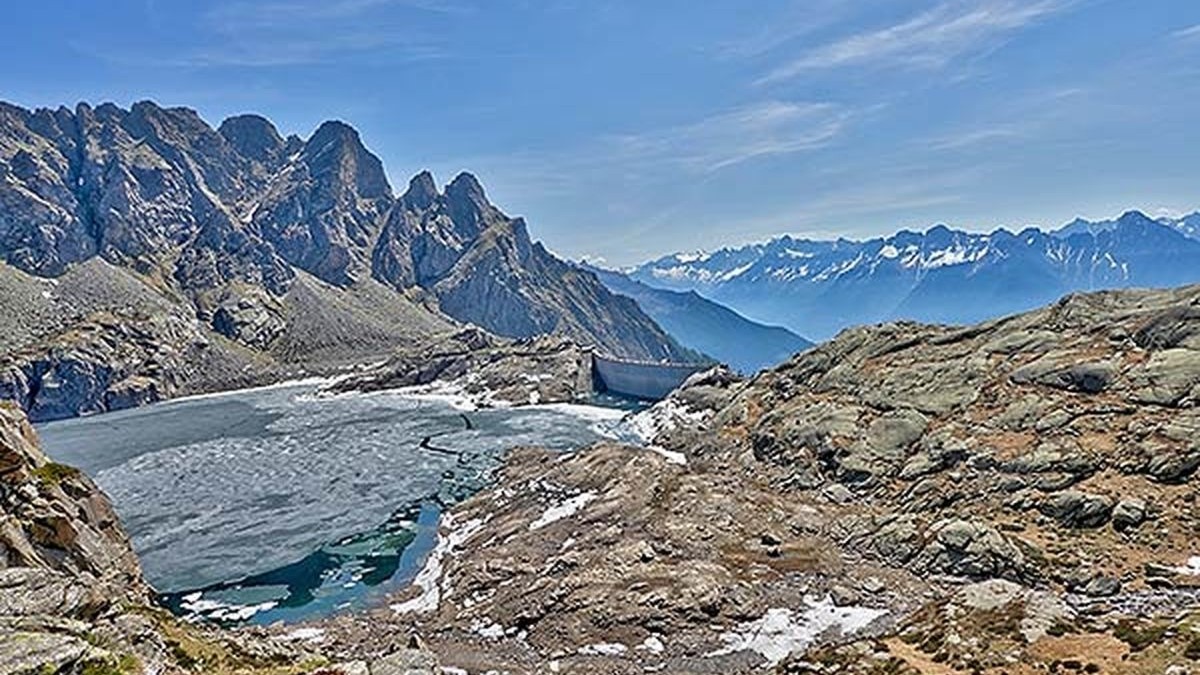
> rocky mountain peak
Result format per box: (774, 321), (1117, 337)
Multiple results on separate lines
(401, 170), (440, 211)
(443, 171), (495, 238)
(0, 98), (689, 364)
(1116, 209), (1156, 228)
(446, 170), (486, 200)
(218, 113), (285, 164)
(302, 119), (391, 200)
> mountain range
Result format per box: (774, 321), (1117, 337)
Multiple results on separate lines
(0, 100), (692, 419)
(583, 264), (811, 374)
(627, 210), (1200, 341)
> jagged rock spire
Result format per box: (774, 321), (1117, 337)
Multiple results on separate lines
(401, 170), (439, 211)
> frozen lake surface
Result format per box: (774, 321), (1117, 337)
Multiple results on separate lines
(37, 382), (632, 624)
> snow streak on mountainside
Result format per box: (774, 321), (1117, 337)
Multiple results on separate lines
(629, 211), (1200, 341)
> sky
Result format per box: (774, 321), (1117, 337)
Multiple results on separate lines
(4, 1), (1200, 265)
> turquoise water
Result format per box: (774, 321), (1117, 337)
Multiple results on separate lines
(37, 382), (635, 625)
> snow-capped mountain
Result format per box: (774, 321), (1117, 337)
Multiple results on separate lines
(1053, 211), (1200, 240)
(1169, 211), (1200, 240)
(628, 210), (1200, 341)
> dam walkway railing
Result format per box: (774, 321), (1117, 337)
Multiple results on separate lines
(589, 350), (711, 401)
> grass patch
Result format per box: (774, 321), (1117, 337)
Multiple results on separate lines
(1113, 619), (1169, 652)
(81, 654), (141, 675)
(31, 461), (80, 486)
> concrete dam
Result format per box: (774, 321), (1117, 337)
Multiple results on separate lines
(590, 352), (711, 401)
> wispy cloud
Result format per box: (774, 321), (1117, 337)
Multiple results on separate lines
(758, 0), (1071, 84)
(611, 100), (852, 173)
(712, 0), (858, 60)
(929, 125), (1025, 150)
(1173, 23), (1200, 40)
(177, 0), (467, 67)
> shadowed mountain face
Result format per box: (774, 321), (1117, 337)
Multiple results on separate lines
(0, 100), (687, 419)
(584, 264), (812, 374)
(631, 210), (1200, 341)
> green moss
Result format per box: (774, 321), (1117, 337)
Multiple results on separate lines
(1113, 619), (1169, 652)
(1046, 619), (1074, 637)
(31, 462), (80, 486)
(80, 654), (140, 675)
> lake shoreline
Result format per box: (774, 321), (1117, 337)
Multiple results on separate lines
(35, 380), (643, 626)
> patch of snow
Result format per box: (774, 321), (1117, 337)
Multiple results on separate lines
(1174, 556), (1200, 576)
(384, 379), (489, 411)
(923, 244), (989, 269)
(171, 375), (337, 404)
(649, 447), (688, 465)
(578, 643), (629, 656)
(638, 636), (666, 654)
(392, 514), (486, 614)
(529, 492), (597, 530)
(707, 597), (886, 667)
(533, 403), (627, 422)
(719, 262), (755, 281)
(278, 627), (326, 643)
(675, 251), (711, 263)
(178, 593), (279, 623)
(470, 618), (506, 639)
(879, 244), (899, 259)
(626, 397), (710, 446)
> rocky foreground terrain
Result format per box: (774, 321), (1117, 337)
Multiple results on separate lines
(0, 100), (691, 421)
(5, 283), (1200, 674)
(314, 283), (1200, 673)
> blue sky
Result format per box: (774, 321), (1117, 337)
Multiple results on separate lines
(5, 1), (1200, 265)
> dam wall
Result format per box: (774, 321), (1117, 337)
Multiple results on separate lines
(591, 352), (710, 401)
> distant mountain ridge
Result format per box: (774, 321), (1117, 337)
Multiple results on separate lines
(629, 210), (1200, 340)
(0, 100), (690, 419)
(583, 264), (811, 374)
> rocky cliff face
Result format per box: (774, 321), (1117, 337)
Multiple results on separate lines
(360, 284), (1200, 673)
(374, 171), (695, 361)
(0, 99), (685, 420)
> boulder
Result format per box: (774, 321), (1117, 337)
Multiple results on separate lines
(1039, 491), (1114, 529)
(1111, 498), (1148, 532)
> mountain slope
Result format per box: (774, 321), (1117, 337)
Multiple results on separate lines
(585, 264), (811, 373)
(632, 210), (1200, 340)
(0, 100), (686, 419)
(376, 172), (694, 361)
